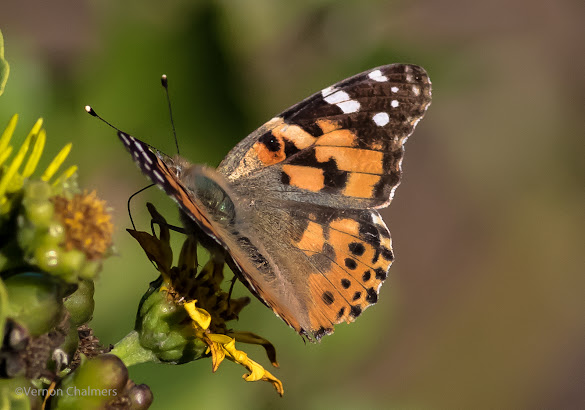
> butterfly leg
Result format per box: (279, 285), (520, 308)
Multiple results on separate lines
(227, 274), (238, 308)
(145, 202), (188, 236)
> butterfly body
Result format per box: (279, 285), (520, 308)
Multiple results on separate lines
(115, 64), (431, 341)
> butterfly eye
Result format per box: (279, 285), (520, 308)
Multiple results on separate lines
(192, 175), (235, 223)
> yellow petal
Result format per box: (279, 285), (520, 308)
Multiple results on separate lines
(41, 142), (72, 182)
(21, 129), (46, 178)
(0, 127), (34, 199)
(184, 300), (211, 330)
(213, 333), (284, 396)
(0, 114), (17, 154)
(0, 145), (12, 167)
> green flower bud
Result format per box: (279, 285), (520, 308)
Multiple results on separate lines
(47, 221), (65, 243)
(33, 244), (60, 271)
(137, 290), (206, 364)
(4, 272), (63, 336)
(64, 279), (94, 326)
(23, 198), (54, 229)
(50, 355), (128, 410)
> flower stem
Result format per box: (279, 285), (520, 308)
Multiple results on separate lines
(110, 330), (158, 367)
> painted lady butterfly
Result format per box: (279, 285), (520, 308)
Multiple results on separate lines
(88, 64), (431, 341)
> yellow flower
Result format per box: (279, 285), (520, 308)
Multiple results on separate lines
(0, 114), (77, 214)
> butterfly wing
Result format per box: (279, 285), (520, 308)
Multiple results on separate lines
(218, 197), (393, 340)
(217, 64), (431, 209)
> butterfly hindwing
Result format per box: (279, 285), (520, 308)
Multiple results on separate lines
(218, 197), (393, 340)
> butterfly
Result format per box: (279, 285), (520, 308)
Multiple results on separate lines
(92, 64), (431, 341)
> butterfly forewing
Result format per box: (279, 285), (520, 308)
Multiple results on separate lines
(217, 64), (431, 209)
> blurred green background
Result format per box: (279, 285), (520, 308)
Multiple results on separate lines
(1, 0), (583, 408)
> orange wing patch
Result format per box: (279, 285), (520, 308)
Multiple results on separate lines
(316, 119), (341, 134)
(315, 129), (357, 147)
(314, 146), (384, 174)
(281, 165), (325, 192)
(295, 220), (326, 252)
(342, 173), (381, 198)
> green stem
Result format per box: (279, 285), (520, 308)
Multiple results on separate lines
(109, 330), (158, 367)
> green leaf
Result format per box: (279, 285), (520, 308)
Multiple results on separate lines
(0, 29), (9, 96)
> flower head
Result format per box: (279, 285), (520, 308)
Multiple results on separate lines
(52, 191), (113, 260)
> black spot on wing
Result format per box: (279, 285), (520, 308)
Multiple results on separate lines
(344, 258), (357, 270)
(362, 270), (371, 282)
(350, 305), (362, 318)
(349, 242), (366, 256)
(322, 291), (335, 305)
(375, 267), (388, 281)
(258, 131), (281, 152)
(366, 287), (378, 304)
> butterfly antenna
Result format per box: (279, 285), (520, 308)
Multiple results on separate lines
(84, 105), (123, 132)
(161, 74), (180, 156)
(85, 105), (158, 229)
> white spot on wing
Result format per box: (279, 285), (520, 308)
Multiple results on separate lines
(336, 100), (360, 113)
(143, 153), (153, 164)
(322, 88), (360, 113)
(391, 86), (399, 93)
(391, 100), (399, 108)
(144, 162), (151, 171)
(412, 85), (420, 96)
(321, 86), (335, 97)
(405, 74), (414, 83)
(372, 112), (390, 126)
(368, 69), (388, 82)
(324, 90), (350, 104)
(152, 170), (165, 183)
(119, 133), (130, 145)
(372, 213), (385, 226)
(134, 142), (146, 153)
